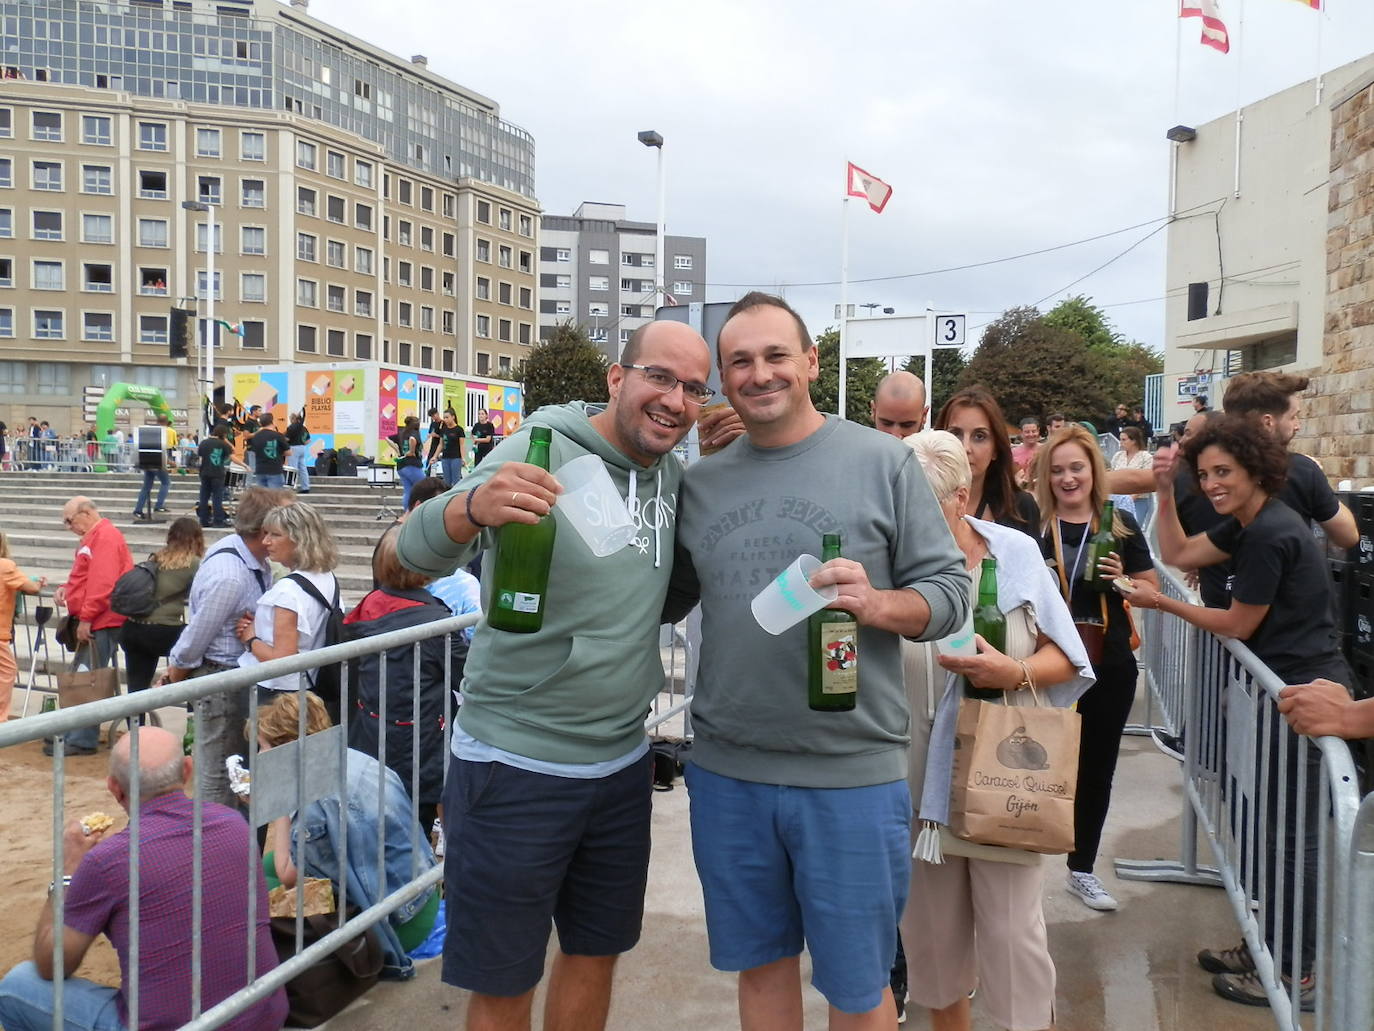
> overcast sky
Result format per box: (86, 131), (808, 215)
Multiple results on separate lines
(318, 0), (1374, 352)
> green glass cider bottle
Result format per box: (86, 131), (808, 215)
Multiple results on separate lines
(487, 427), (557, 633)
(1082, 500), (1116, 593)
(808, 533), (858, 712)
(182, 715), (195, 756)
(966, 556), (1005, 700)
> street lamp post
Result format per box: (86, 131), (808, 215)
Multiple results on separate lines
(637, 130), (665, 318)
(182, 199), (215, 431)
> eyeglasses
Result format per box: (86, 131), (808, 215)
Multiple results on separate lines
(622, 364), (716, 406)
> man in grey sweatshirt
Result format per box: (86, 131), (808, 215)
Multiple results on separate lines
(666, 292), (970, 1029)
(396, 320), (719, 1031)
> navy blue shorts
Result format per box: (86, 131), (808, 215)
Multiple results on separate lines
(440, 755), (652, 997)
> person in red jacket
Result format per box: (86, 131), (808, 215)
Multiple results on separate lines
(51, 496), (132, 754)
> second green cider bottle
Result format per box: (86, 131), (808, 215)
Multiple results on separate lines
(966, 556), (1006, 700)
(487, 426), (556, 634)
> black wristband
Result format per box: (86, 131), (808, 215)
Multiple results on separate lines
(464, 486), (487, 529)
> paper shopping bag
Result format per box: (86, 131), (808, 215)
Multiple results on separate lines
(948, 695), (1081, 855)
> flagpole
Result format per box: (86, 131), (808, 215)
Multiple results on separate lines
(1171, 3), (1184, 218)
(1314, 0), (1325, 107)
(1233, 0), (1246, 198)
(838, 194), (850, 421)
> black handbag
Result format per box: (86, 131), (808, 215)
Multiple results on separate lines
(270, 906), (384, 1028)
(53, 614), (80, 652)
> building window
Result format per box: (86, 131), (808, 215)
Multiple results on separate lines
(555, 301), (571, 315)
(519, 214), (533, 237)
(398, 301), (412, 328)
(398, 261), (412, 287)
(589, 276), (609, 292)
(476, 352), (490, 376)
(82, 115), (112, 146)
(326, 239), (346, 268)
(0, 208), (10, 238)
(196, 223), (223, 254)
(296, 140), (317, 170)
(81, 164), (113, 195)
(420, 186), (433, 212)
(0, 159), (10, 189)
(498, 208), (511, 231)
(519, 250), (532, 273)
(139, 315), (168, 344)
(621, 304), (638, 317)
(82, 214), (114, 244)
(519, 322), (532, 345)
(83, 264), (113, 292)
(442, 348), (454, 372)
(498, 318), (512, 342)
(196, 270), (223, 300)
(476, 276), (490, 301)
(138, 219), (169, 248)
(588, 302), (609, 317)
(557, 275), (572, 289)
(34, 310), (64, 339)
(196, 127), (221, 158)
(442, 232), (455, 258)
(0, 109), (11, 139)
(398, 220), (412, 246)
(0, 259), (13, 287)
(33, 161), (63, 191)
(197, 176), (221, 205)
(325, 195), (345, 224)
(327, 284), (345, 312)
(33, 261), (64, 290)
(589, 249), (609, 265)
(397, 179), (412, 205)
(420, 226), (434, 252)
(241, 178), (265, 208)
(138, 122), (168, 151)
(397, 341), (412, 366)
(355, 247), (374, 275)
(442, 310), (455, 334)
(477, 239), (491, 263)
(327, 328), (346, 356)
(241, 272), (266, 303)
(297, 279), (318, 307)
(442, 193), (455, 218)
(497, 281), (512, 305)
(495, 245), (511, 269)
(297, 325), (317, 353)
(441, 270), (455, 295)
(477, 200), (491, 224)
(241, 226), (266, 255)
(672, 281), (694, 295)
(355, 203), (373, 231)
(420, 266), (434, 292)
(297, 187), (316, 217)
(326, 150), (345, 179)
(139, 268), (168, 294)
(498, 355), (512, 375)
(355, 160), (374, 189)
(641, 255), (655, 268)
(674, 255), (693, 269)
(31, 110), (62, 142)
(138, 169), (167, 199)
(420, 306), (434, 331)
(83, 312), (114, 341)
(355, 290), (373, 317)
(355, 333), (373, 359)
(476, 314), (490, 338)
(32, 210), (63, 241)
(241, 131), (265, 161)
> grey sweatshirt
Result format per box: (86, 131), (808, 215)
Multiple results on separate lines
(667, 415), (970, 788)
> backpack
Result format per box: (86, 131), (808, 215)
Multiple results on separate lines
(110, 559), (160, 618)
(287, 573), (345, 721)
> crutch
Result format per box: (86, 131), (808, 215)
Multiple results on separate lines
(18, 593), (55, 717)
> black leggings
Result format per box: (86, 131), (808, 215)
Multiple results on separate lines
(119, 621), (186, 694)
(1069, 652), (1138, 874)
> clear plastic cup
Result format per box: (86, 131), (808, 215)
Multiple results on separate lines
(750, 554), (840, 635)
(554, 454), (636, 557)
(934, 613), (977, 658)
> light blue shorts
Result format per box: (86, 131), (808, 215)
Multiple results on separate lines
(684, 763), (910, 1014)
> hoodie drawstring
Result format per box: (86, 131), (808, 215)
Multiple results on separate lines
(624, 466), (664, 568)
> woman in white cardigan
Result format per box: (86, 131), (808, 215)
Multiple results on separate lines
(899, 430), (1095, 1031)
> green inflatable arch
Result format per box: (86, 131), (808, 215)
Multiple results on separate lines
(94, 382), (174, 438)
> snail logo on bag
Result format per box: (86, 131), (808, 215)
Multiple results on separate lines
(995, 726), (1050, 771)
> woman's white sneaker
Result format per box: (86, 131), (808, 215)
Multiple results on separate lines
(1066, 871), (1118, 911)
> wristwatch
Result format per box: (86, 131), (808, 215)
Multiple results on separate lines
(47, 875), (72, 897)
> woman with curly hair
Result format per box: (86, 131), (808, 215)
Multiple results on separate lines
(934, 387), (1039, 536)
(1126, 414), (1347, 1008)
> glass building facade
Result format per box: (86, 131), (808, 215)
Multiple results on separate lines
(0, 0), (535, 196)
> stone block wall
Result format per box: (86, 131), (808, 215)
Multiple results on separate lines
(1304, 77), (1374, 482)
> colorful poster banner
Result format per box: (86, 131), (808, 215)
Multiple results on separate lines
(378, 368), (399, 441)
(397, 371), (420, 426)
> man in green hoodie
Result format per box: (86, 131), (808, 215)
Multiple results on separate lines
(396, 319), (716, 1031)
(667, 292), (970, 1029)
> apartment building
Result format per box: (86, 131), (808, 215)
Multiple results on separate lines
(0, 0), (538, 430)
(538, 202), (706, 362)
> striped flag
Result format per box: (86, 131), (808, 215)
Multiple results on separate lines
(846, 162), (893, 214)
(1181, 0), (1230, 53)
(1284, 0), (1320, 7)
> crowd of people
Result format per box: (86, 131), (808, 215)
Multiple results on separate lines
(0, 297), (1364, 1028)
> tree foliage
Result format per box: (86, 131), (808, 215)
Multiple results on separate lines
(810, 328), (889, 426)
(519, 321), (610, 414)
(957, 301), (1163, 424)
(903, 348), (969, 417)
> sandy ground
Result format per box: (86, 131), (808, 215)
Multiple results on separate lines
(0, 737), (130, 986)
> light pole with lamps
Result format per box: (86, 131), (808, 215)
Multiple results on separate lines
(637, 130), (665, 319)
(181, 199), (215, 432)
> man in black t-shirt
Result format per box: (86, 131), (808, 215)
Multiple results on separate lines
(246, 413), (289, 488)
(197, 423), (234, 527)
(470, 409), (496, 465)
(426, 410), (466, 485)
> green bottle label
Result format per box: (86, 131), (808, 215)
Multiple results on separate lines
(497, 590), (541, 614)
(818, 621), (858, 694)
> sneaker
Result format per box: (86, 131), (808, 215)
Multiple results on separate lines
(1066, 871), (1119, 911)
(154, 507), (170, 513)
(1212, 970), (1314, 1012)
(1197, 940), (1255, 975)
(431, 818), (445, 858)
(1151, 728), (1185, 762)
(893, 991), (905, 1024)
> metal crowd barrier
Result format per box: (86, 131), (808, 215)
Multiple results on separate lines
(1115, 563), (1368, 1031)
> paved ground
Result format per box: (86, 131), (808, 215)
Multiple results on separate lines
(321, 730), (1276, 1031)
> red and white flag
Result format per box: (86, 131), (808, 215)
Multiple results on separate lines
(846, 162), (893, 214)
(1285, 0), (1320, 8)
(1181, 0), (1230, 53)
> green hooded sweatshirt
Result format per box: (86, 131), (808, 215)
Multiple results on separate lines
(396, 402), (683, 764)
